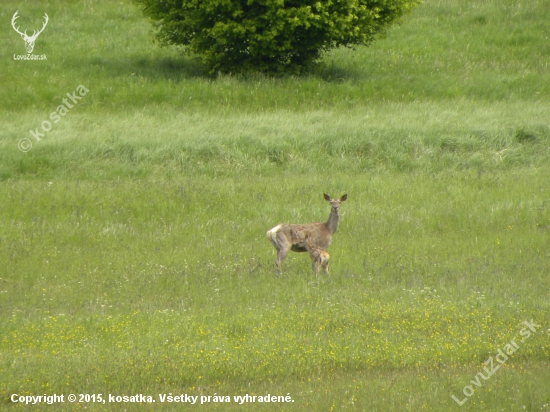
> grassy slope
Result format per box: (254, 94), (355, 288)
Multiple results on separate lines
(0, 0), (549, 179)
(1, 0), (550, 411)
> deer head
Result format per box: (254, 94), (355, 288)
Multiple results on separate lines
(323, 193), (347, 234)
(12, 11), (49, 54)
(324, 193), (347, 214)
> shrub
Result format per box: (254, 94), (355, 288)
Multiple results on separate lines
(135, 0), (422, 75)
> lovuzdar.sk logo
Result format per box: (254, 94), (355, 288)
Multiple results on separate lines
(11, 10), (48, 60)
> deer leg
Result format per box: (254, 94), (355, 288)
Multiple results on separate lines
(314, 250), (329, 275)
(275, 246), (290, 272)
(308, 251), (319, 275)
(270, 230), (293, 273)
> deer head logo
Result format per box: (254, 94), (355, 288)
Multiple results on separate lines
(11, 11), (49, 54)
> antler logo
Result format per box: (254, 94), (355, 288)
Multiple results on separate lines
(11, 11), (49, 54)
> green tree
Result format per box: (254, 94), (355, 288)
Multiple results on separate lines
(135, 0), (421, 75)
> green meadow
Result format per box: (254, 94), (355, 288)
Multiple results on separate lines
(1, 0), (549, 410)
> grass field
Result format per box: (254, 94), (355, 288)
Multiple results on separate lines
(1, 0), (549, 410)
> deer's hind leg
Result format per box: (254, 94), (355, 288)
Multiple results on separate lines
(275, 245), (291, 273)
(267, 226), (292, 272)
(320, 252), (330, 274)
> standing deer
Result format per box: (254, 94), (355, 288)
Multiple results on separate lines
(266, 193), (347, 273)
(307, 246), (330, 274)
(11, 11), (49, 54)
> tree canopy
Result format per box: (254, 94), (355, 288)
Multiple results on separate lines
(135, 0), (422, 75)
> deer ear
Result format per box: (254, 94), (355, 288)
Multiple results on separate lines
(340, 194), (348, 201)
(323, 194), (331, 201)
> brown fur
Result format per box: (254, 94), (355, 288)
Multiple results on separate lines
(266, 193), (347, 273)
(308, 246), (330, 274)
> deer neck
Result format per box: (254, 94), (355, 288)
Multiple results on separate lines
(326, 208), (340, 234)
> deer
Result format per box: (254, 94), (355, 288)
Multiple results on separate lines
(266, 193), (347, 273)
(307, 246), (330, 275)
(11, 11), (49, 54)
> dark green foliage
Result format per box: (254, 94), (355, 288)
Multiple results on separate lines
(134, 0), (421, 75)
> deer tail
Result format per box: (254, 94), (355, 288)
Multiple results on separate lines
(266, 225), (281, 247)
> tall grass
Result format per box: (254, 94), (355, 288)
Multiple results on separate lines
(1, 102), (549, 180)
